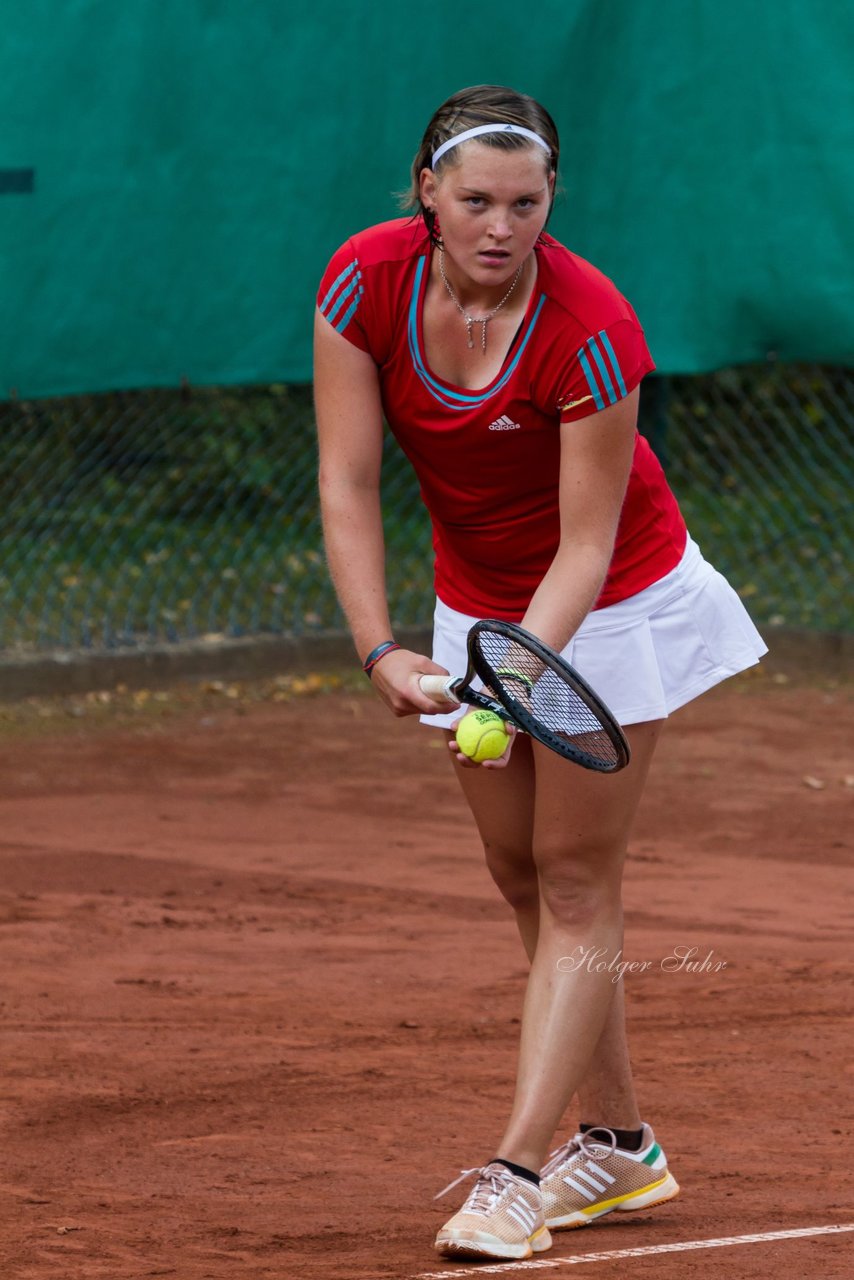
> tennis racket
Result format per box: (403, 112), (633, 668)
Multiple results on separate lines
(419, 619), (630, 773)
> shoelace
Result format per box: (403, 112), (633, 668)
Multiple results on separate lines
(434, 1163), (516, 1214)
(541, 1126), (618, 1178)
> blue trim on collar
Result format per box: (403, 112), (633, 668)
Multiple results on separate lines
(407, 256), (545, 411)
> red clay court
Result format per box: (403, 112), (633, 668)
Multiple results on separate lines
(0, 669), (851, 1278)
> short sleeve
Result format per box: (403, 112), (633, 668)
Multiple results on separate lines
(316, 238), (371, 353)
(557, 320), (655, 423)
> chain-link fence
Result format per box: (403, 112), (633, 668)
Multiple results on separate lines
(0, 365), (851, 656)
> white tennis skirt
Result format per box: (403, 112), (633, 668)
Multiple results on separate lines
(420, 537), (768, 729)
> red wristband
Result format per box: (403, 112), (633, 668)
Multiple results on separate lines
(362, 641), (401, 679)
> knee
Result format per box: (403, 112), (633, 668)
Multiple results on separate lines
(483, 840), (539, 914)
(534, 838), (624, 926)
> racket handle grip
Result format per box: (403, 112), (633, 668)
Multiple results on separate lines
(419, 674), (461, 705)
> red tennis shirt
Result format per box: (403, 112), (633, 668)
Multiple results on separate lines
(317, 218), (686, 618)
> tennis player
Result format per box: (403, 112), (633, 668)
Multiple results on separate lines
(314, 85), (766, 1262)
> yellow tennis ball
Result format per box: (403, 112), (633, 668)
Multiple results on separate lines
(455, 710), (510, 762)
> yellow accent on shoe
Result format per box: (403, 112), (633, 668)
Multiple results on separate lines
(583, 1171), (679, 1217)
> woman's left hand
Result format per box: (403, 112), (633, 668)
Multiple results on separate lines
(447, 717), (518, 770)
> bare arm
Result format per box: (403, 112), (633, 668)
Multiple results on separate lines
(314, 307), (391, 655)
(314, 308), (451, 715)
(520, 386), (640, 649)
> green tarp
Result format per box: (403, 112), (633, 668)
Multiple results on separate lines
(2, 0), (852, 399)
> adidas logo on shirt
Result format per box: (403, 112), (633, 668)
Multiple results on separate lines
(488, 414), (522, 431)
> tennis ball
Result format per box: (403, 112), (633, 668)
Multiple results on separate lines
(455, 710), (510, 762)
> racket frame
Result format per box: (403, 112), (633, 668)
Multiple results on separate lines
(422, 619), (630, 773)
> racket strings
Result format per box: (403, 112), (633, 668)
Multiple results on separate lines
(476, 630), (621, 766)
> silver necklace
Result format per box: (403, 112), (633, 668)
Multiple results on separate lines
(438, 250), (524, 353)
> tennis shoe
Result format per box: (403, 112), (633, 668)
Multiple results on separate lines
(433, 1161), (552, 1260)
(540, 1123), (679, 1230)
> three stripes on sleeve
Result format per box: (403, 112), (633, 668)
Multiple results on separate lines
(566, 329), (628, 411)
(319, 257), (363, 334)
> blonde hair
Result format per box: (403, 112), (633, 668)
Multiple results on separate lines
(401, 85), (560, 245)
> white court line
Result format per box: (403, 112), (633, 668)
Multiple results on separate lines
(412, 1222), (854, 1278)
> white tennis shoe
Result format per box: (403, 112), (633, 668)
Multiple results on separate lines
(541, 1123), (680, 1230)
(434, 1161), (552, 1260)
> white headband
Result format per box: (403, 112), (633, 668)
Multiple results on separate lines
(431, 123), (551, 169)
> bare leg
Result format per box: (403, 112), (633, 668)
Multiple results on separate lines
(450, 732), (540, 959)
(576, 981), (641, 1130)
(451, 721), (662, 1168)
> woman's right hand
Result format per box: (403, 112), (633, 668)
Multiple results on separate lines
(369, 648), (458, 718)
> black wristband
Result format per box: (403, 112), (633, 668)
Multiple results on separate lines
(362, 641), (401, 679)
(495, 665), (535, 693)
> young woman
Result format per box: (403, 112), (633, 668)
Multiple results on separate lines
(314, 85), (766, 1262)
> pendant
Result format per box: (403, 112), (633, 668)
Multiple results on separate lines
(465, 317), (474, 350)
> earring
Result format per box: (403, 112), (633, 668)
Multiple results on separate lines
(431, 210), (443, 247)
